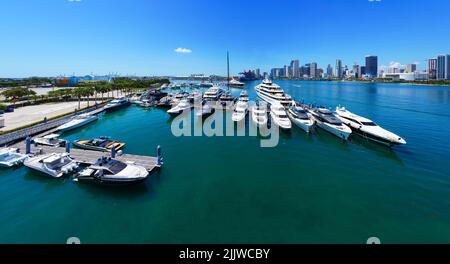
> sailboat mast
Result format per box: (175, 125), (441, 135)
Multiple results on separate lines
(227, 51), (230, 91)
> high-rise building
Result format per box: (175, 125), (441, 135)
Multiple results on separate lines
(335, 59), (343, 78)
(284, 65), (289, 78)
(353, 64), (360, 78)
(310, 63), (317, 79)
(437, 55), (446, 80)
(304, 63), (311, 77)
(365, 56), (378, 78)
(326, 64), (333, 78)
(428, 59), (437, 80)
(360, 66), (366, 76)
(290, 60), (300, 78)
(255, 68), (261, 79)
(405, 64), (417, 73)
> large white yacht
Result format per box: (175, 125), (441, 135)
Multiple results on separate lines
(0, 148), (27, 167)
(232, 100), (248, 122)
(251, 102), (268, 126)
(74, 157), (149, 185)
(270, 103), (292, 130)
(229, 79), (245, 88)
(167, 99), (191, 116)
(203, 87), (224, 101)
(104, 97), (130, 111)
(56, 113), (98, 132)
(307, 107), (352, 140)
(287, 105), (314, 133)
(24, 153), (78, 178)
(335, 107), (406, 146)
(255, 79), (293, 107)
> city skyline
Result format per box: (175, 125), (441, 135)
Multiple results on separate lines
(1, 0), (450, 77)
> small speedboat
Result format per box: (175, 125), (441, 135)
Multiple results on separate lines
(167, 99), (192, 116)
(0, 148), (27, 168)
(336, 106), (406, 146)
(74, 157), (149, 185)
(33, 134), (65, 147)
(251, 102), (268, 126)
(56, 113), (98, 132)
(287, 105), (314, 133)
(270, 103), (292, 130)
(73, 137), (126, 152)
(24, 153), (78, 178)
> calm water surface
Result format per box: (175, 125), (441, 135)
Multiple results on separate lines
(1, 81), (450, 243)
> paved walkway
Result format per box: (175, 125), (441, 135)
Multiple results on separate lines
(0, 102), (90, 132)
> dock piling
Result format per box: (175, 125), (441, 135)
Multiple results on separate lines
(157, 145), (162, 166)
(111, 146), (116, 158)
(65, 141), (71, 153)
(25, 137), (31, 154)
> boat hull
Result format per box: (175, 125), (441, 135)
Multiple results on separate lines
(57, 117), (98, 132)
(288, 114), (313, 133)
(313, 118), (351, 140)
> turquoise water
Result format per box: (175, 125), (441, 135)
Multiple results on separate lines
(1, 81), (450, 244)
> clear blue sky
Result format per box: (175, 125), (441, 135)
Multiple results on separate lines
(1, 0), (449, 77)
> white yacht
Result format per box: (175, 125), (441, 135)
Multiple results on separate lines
(187, 90), (203, 103)
(24, 153), (78, 178)
(307, 107), (352, 140)
(196, 101), (215, 117)
(232, 100), (248, 122)
(270, 103), (292, 130)
(56, 113), (98, 132)
(104, 97), (130, 111)
(229, 79), (245, 88)
(33, 134), (65, 147)
(74, 157), (149, 185)
(335, 106), (406, 146)
(255, 79), (293, 107)
(251, 102), (268, 126)
(0, 148), (27, 168)
(287, 105), (314, 133)
(200, 82), (214, 88)
(219, 91), (235, 106)
(167, 99), (192, 116)
(238, 90), (249, 102)
(203, 87), (224, 101)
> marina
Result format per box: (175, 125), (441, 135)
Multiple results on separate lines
(0, 80), (449, 243)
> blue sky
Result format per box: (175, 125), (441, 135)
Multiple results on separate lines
(1, 0), (449, 77)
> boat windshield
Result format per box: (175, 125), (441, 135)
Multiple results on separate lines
(107, 160), (127, 174)
(362, 121), (377, 126)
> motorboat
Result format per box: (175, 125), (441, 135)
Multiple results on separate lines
(0, 148), (27, 167)
(287, 105), (314, 133)
(104, 97), (130, 111)
(167, 99), (192, 116)
(251, 102), (268, 126)
(140, 99), (155, 108)
(219, 91), (235, 107)
(156, 95), (173, 108)
(232, 97), (249, 122)
(200, 82), (214, 88)
(255, 79), (293, 107)
(335, 106), (406, 146)
(229, 79), (245, 88)
(196, 100), (215, 117)
(270, 103), (292, 130)
(33, 134), (65, 147)
(307, 106), (352, 140)
(238, 90), (249, 102)
(56, 113), (98, 132)
(74, 157), (149, 185)
(24, 153), (78, 178)
(73, 137), (126, 152)
(187, 90), (203, 103)
(203, 87), (224, 101)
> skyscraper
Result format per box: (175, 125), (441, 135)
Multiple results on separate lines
(405, 64), (417, 73)
(290, 60), (300, 78)
(447, 55), (450, 80)
(428, 59), (437, 80)
(365, 56), (378, 78)
(335, 59), (343, 78)
(326, 64), (333, 78)
(310, 63), (317, 79)
(437, 55), (446, 80)
(284, 65), (289, 78)
(255, 68), (261, 79)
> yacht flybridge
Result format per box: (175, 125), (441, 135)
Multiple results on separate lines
(287, 105), (314, 133)
(306, 106), (352, 140)
(255, 79), (293, 107)
(203, 87), (224, 101)
(335, 107), (406, 146)
(251, 102), (268, 126)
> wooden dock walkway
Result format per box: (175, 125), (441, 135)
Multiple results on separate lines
(12, 142), (160, 172)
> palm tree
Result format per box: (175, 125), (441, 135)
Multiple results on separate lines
(73, 87), (84, 110)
